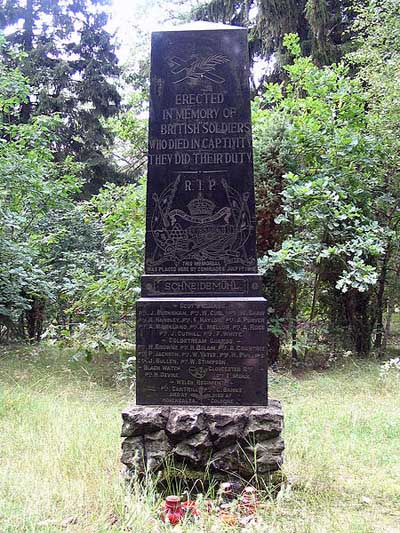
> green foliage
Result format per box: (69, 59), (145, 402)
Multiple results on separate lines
(33, 205), (105, 324)
(2, 0), (400, 368)
(190, 0), (357, 87)
(0, 37), (82, 340)
(0, 0), (121, 195)
(0, 32), (145, 342)
(0, 34), (28, 112)
(107, 91), (148, 179)
(253, 29), (400, 357)
(69, 180), (146, 328)
(348, 0), (400, 352)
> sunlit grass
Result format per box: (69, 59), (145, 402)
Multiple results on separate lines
(0, 345), (399, 531)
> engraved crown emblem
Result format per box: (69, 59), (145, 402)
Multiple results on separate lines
(188, 193), (215, 217)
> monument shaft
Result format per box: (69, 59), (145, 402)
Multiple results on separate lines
(136, 25), (268, 406)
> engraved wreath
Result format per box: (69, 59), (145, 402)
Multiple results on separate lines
(148, 175), (252, 268)
(169, 54), (230, 84)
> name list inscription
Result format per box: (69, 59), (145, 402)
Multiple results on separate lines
(136, 300), (267, 405)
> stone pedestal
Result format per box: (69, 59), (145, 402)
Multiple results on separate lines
(121, 401), (284, 484)
(136, 295), (268, 406)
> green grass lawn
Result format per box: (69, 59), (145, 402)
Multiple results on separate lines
(0, 345), (399, 532)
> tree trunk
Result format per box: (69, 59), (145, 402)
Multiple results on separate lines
(291, 282), (298, 367)
(20, 0), (34, 123)
(267, 331), (280, 366)
(383, 300), (394, 354)
(26, 297), (45, 342)
(374, 244), (391, 351)
(256, 172), (289, 363)
(262, 266), (290, 365)
(343, 289), (374, 357)
(309, 270), (320, 321)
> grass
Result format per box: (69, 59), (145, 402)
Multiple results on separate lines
(0, 345), (399, 532)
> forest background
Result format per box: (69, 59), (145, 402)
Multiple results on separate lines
(1, 0), (400, 371)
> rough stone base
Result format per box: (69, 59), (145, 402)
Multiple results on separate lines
(121, 400), (284, 485)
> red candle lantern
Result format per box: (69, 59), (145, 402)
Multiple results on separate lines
(160, 495), (185, 526)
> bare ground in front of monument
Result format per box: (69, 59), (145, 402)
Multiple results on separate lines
(1, 344), (399, 532)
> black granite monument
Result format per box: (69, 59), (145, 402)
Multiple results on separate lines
(137, 23), (267, 406)
(121, 22), (284, 483)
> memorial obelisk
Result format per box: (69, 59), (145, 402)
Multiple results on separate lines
(121, 23), (284, 483)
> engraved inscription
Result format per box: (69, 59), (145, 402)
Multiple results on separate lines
(146, 29), (257, 274)
(149, 90), (252, 168)
(136, 27), (268, 409)
(136, 300), (268, 405)
(145, 278), (248, 296)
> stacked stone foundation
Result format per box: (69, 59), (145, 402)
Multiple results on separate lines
(121, 400), (284, 485)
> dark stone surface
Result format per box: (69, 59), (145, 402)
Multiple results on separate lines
(136, 297), (268, 405)
(166, 407), (206, 440)
(121, 405), (170, 437)
(145, 26), (256, 275)
(245, 406), (283, 440)
(207, 408), (248, 449)
(122, 25), (282, 486)
(174, 430), (212, 465)
(245, 437), (285, 474)
(144, 430), (172, 471)
(121, 436), (144, 469)
(121, 401), (284, 481)
(134, 23), (269, 409)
